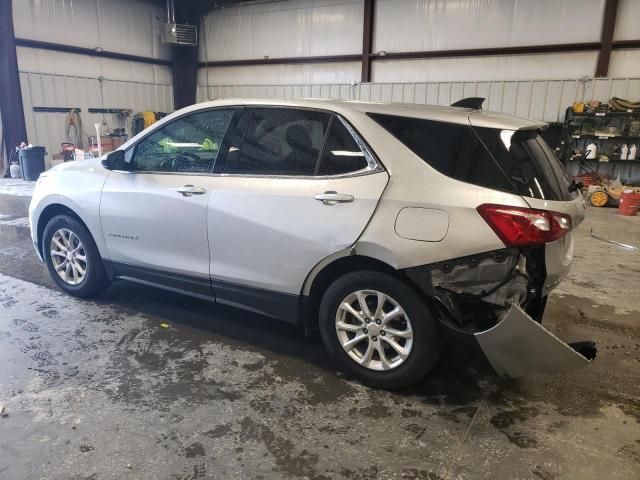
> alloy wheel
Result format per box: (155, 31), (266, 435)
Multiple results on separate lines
(335, 289), (414, 371)
(50, 228), (87, 285)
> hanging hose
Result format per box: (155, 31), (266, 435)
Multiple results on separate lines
(609, 97), (640, 112)
(64, 109), (84, 148)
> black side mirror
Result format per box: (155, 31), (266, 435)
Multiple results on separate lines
(102, 150), (128, 171)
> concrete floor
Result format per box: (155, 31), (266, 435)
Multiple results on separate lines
(0, 184), (639, 480)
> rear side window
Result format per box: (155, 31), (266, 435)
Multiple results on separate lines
(316, 118), (368, 175)
(223, 108), (330, 176)
(473, 128), (574, 200)
(369, 113), (572, 200)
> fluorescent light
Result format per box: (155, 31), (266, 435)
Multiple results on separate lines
(500, 130), (514, 150)
(331, 150), (364, 157)
(166, 142), (203, 148)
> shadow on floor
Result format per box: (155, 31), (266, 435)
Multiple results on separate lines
(98, 279), (497, 406)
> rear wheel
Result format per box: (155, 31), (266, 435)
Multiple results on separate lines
(43, 214), (109, 298)
(319, 271), (443, 389)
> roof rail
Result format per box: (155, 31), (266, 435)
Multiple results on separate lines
(451, 97), (485, 109)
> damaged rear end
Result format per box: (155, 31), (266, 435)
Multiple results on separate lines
(406, 245), (595, 378)
(372, 109), (595, 377)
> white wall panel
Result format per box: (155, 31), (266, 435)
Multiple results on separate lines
(13, 0), (170, 60)
(197, 77), (640, 124)
(199, 0), (363, 61)
(614, 0), (640, 40)
(608, 50), (640, 78)
(371, 52), (600, 83)
(197, 62), (361, 90)
(19, 71), (172, 164)
(16, 47), (172, 84)
(374, 0), (605, 53)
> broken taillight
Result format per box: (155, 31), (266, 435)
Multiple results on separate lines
(477, 204), (572, 247)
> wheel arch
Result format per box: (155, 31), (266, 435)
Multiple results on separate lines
(300, 252), (402, 328)
(37, 204), (94, 259)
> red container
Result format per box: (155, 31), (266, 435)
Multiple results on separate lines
(618, 190), (640, 216)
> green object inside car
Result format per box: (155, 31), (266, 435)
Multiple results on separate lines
(159, 137), (177, 153)
(201, 138), (218, 151)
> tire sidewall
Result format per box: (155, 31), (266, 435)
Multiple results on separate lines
(319, 271), (442, 389)
(43, 214), (106, 297)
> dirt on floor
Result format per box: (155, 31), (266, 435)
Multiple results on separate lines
(0, 188), (639, 480)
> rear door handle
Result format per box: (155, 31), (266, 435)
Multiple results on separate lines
(314, 191), (354, 205)
(176, 185), (206, 197)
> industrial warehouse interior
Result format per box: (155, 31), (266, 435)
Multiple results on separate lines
(1, 0), (639, 479)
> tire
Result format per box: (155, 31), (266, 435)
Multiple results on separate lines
(42, 214), (109, 298)
(319, 270), (443, 389)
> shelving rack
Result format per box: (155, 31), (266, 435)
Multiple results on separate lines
(563, 107), (640, 184)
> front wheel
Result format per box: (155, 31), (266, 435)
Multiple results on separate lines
(319, 271), (443, 389)
(42, 214), (110, 298)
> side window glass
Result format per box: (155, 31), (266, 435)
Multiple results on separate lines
(316, 118), (368, 175)
(224, 108), (330, 175)
(131, 109), (235, 173)
(369, 114), (514, 193)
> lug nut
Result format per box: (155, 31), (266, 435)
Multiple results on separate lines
(372, 336), (378, 342)
(380, 331), (386, 336)
(363, 328), (368, 334)
(365, 318), (371, 324)
(375, 319), (381, 325)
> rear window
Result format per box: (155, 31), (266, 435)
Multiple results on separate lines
(369, 113), (574, 201)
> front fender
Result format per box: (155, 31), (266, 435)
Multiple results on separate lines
(29, 169), (109, 260)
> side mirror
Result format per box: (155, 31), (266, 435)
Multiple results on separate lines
(102, 150), (128, 171)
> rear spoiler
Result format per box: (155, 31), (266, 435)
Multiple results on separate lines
(451, 97), (485, 110)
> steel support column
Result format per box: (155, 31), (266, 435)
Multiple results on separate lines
(0, 0), (28, 176)
(361, 0), (375, 83)
(171, 0), (200, 109)
(595, 0), (619, 77)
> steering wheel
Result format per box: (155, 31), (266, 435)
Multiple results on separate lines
(160, 152), (201, 172)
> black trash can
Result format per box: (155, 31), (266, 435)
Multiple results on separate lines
(19, 147), (47, 181)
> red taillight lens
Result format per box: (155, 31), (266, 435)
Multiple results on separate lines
(477, 204), (572, 247)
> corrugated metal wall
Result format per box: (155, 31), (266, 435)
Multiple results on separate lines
(19, 71), (173, 162)
(12, 0), (174, 163)
(199, 0), (640, 85)
(196, 77), (640, 123)
(13, 0), (170, 63)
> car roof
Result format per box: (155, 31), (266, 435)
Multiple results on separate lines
(188, 98), (547, 131)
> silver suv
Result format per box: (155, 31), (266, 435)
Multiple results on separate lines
(29, 98), (594, 388)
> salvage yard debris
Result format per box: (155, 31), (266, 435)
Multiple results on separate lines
(591, 229), (640, 251)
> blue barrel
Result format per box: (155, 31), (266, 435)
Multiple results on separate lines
(19, 147), (47, 181)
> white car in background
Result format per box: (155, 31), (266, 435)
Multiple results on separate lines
(29, 98), (594, 388)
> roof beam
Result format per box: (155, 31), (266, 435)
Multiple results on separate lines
(15, 38), (172, 66)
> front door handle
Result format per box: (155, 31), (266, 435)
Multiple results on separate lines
(314, 191), (354, 205)
(176, 185), (206, 197)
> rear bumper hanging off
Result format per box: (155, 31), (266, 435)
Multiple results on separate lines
(447, 304), (596, 378)
(475, 304), (595, 377)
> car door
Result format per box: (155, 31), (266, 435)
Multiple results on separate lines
(207, 107), (389, 321)
(100, 107), (237, 296)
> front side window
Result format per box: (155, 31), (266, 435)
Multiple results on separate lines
(370, 113), (572, 200)
(223, 108), (331, 176)
(130, 109), (235, 173)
